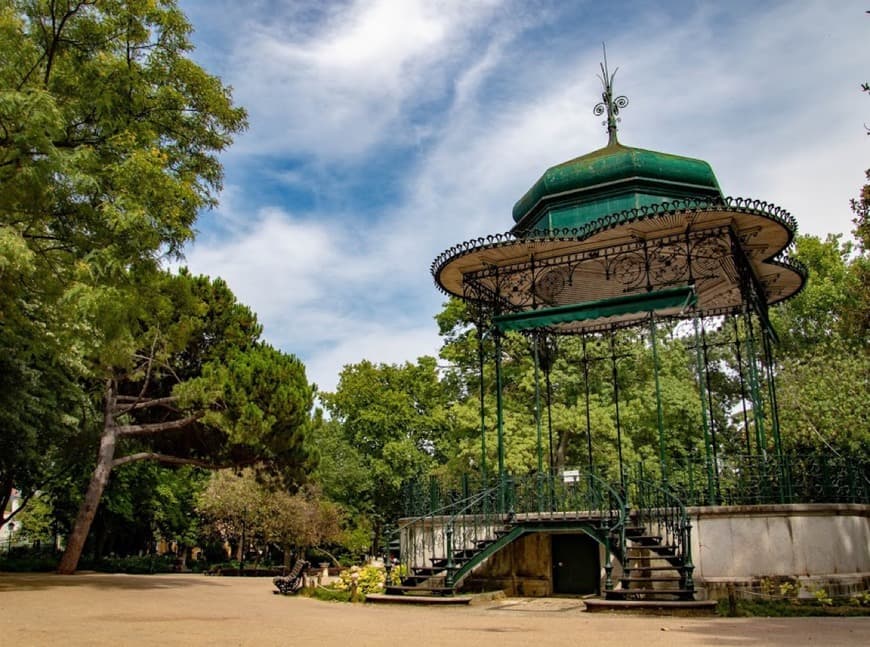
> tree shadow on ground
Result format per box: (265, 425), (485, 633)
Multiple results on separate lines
(676, 617), (870, 645)
(0, 572), (229, 592)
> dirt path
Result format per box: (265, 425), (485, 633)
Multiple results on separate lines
(1, 573), (868, 646)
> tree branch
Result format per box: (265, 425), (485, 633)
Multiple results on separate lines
(115, 412), (203, 437)
(112, 452), (222, 469)
(114, 395), (179, 413)
(127, 334), (162, 409)
(1, 489), (40, 528)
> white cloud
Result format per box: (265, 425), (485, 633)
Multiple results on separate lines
(303, 323), (442, 393)
(180, 0), (869, 396)
(218, 0), (505, 160)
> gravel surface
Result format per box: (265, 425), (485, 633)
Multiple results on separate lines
(1, 572), (868, 646)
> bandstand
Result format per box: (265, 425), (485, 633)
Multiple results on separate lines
(385, 57), (869, 604)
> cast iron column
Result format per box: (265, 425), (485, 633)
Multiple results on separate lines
(649, 313), (667, 484)
(692, 314), (716, 504)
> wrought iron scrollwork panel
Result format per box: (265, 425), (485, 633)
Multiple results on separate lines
(461, 224), (757, 330)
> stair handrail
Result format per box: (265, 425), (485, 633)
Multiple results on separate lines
(389, 468), (632, 594)
(445, 469), (628, 590)
(385, 485), (495, 590)
(442, 482), (507, 586)
(625, 472), (694, 591)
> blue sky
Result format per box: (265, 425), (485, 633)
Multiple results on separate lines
(175, 0), (868, 393)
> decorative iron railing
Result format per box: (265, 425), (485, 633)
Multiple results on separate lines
(624, 466), (694, 590)
(390, 451), (866, 594)
(393, 469), (627, 591)
(657, 452), (870, 506)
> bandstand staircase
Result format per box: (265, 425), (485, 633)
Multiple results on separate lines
(384, 472), (697, 604)
(606, 523), (695, 601)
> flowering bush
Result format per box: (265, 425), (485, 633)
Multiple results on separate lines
(388, 563), (408, 586)
(335, 565), (386, 596)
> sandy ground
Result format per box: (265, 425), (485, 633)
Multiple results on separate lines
(1, 572), (868, 647)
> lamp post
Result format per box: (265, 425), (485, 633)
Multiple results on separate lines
(239, 507), (247, 575)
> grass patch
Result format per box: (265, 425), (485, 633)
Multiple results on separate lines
(718, 598), (870, 617)
(302, 586), (355, 603)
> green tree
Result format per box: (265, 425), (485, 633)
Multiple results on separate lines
(260, 484), (343, 568)
(769, 232), (869, 455)
(196, 469), (262, 562)
(776, 347), (869, 454)
(0, 0), (245, 535)
(770, 234), (864, 353)
(320, 358), (448, 548)
(197, 470), (343, 568)
(57, 271), (314, 573)
(12, 492), (54, 545)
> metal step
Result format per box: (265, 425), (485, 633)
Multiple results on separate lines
(620, 576), (683, 585)
(402, 574), (445, 586)
(606, 588), (695, 601)
(625, 554), (676, 561)
(626, 544), (676, 552)
(626, 534), (663, 542)
(384, 585), (454, 596)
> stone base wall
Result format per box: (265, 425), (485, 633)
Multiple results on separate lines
(687, 503), (870, 600)
(699, 573), (870, 601)
(400, 503), (869, 599)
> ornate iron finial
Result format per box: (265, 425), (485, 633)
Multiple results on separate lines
(593, 43), (629, 146)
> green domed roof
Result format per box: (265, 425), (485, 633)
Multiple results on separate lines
(512, 142), (724, 235)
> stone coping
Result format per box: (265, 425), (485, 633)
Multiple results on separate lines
(584, 598), (718, 613)
(686, 503), (870, 517)
(400, 503), (869, 526)
(366, 593), (473, 605)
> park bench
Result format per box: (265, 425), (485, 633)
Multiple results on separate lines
(272, 559), (310, 594)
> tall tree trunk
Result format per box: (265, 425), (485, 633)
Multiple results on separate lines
(57, 383), (118, 574)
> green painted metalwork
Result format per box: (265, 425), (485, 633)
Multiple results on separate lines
(494, 329), (506, 511)
(650, 453), (869, 507)
(402, 452), (869, 521)
(394, 450), (868, 596)
(625, 467), (693, 590)
(448, 470), (626, 589)
(540, 334), (557, 476)
(448, 525), (524, 588)
(648, 314), (667, 483)
(699, 319), (720, 499)
(476, 324), (487, 491)
(420, 57), (822, 602)
(692, 313), (717, 504)
(761, 329), (790, 502)
(396, 468), (627, 592)
(493, 285), (697, 333)
(732, 318), (753, 456)
(582, 335), (594, 473)
(533, 336), (543, 475)
(610, 330), (626, 493)
(743, 310), (767, 455)
(511, 145), (723, 233)
(594, 44), (628, 147)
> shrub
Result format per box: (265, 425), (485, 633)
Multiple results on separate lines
(90, 555), (176, 574)
(335, 564), (386, 597)
(0, 550), (60, 572)
(303, 586), (353, 603)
